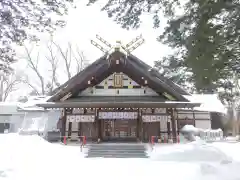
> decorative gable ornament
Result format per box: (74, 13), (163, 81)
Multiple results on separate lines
(90, 34), (145, 65)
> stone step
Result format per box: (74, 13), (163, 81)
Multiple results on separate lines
(88, 151), (147, 155)
(87, 154), (148, 158)
(89, 143), (145, 146)
(86, 143), (148, 158)
(89, 148), (146, 151)
(88, 145), (146, 150)
(88, 149), (146, 152)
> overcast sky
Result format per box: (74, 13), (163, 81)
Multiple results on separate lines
(9, 0), (171, 101)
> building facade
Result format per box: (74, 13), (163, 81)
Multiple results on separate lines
(37, 49), (215, 143)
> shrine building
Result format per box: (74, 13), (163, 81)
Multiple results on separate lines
(37, 38), (220, 143)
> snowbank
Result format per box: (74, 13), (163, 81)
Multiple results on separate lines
(150, 141), (230, 162)
(212, 142), (240, 161)
(1, 134), (240, 180)
(0, 134), (84, 179)
(150, 141), (240, 180)
(181, 124), (200, 133)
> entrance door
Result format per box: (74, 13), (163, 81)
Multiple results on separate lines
(102, 119), (137, 142)
(143, 122), (160, 142)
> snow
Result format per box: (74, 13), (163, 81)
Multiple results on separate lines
(184, 94), (227, 114)
(0, 134), (84, 180)
(150, 141), (240, 180)
(19, 116), (47, 132)
(17, 96), (51, 111)
(181, 124), (200, 133)
(0, 96), (51, 112)
(0, 102), (23, 114)
(150, 142), (230, 162)
(1, 134), (240, 180)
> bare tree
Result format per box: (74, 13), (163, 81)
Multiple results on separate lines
(0, 70), (30, 101)
(24, 45), (46, 95)
(54, 40), (90, 76)
(74, 46), (88, 73)
(45, 41), (61, 93)
(54, 42), (72, 79)
(23, 41), (89, 96)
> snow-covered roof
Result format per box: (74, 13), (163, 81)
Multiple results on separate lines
(0, 102), (23, 114)
(24, 96), (51, 106)
(184, 94), (227, 114)
(17, 96), (51, 111)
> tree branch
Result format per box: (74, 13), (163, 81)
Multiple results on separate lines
(73, 45), (88, 73)
(24, 45), (45, 95)
(45, 42), (60, 91)
(54, 42), (72, 79)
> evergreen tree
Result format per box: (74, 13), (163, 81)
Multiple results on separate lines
(0, 0), (74, 72)
(87, 0), (240, 94)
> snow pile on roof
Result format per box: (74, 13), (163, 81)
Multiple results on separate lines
(184, 94), (227, 114)
(0, 102), (23, 114)
(18, 96), (51, 111)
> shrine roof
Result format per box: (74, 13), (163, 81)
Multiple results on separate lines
(37, 101), (200, 109)
(65, 96), (166, 102)
(47, 50), (190, 102)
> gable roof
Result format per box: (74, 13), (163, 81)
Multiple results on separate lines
(48, 50), (190, 102)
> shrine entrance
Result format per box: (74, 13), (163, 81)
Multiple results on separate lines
(101, 119), (138, 142)
(98, 111), (139, 142)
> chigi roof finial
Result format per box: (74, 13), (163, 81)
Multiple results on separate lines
(90, 34), (145, 65)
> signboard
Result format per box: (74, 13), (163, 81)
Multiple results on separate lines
(72, 108), (95, 114)
(154, 108), (166, 113)
(114, 73), (123, 87)
(142, 115), (170, 122)
(142, 108), (167, 114)
(66, 115), (95, 122)
(98, 112), (138, 119)
(72, 108), (84, 114)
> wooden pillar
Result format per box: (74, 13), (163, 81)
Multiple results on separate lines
(78, 122), (81, 137)
(67, 108), (73, 139)
(97, 109), (102, 141)
(170, 108), (177, 143)
(176, 109), (179, 134)
(136, 110), (140, 141)
(60, 108), (66, 142)
(95, 108), (99, 142)
(138, 109), (143, 142)
(192, 108), (196, 126)
(68, 122), (72, 138)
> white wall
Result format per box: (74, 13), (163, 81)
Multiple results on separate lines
(80, 88), (158, 96)
(195, 120), (211, 129)
(79, 73), (158, 96)
(177, 110), (211, 129)
(177, 111), (211, 120)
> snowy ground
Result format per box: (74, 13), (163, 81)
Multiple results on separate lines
(1, 134), (240, 180)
